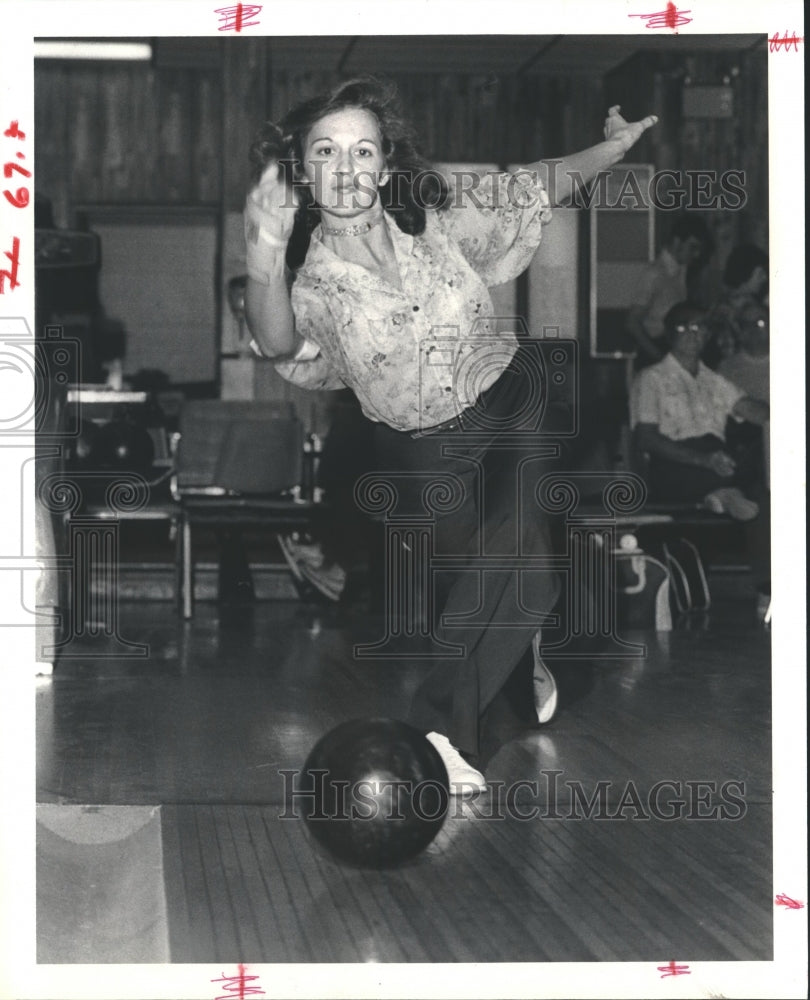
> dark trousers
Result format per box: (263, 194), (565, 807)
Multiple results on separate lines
(647, 434), (732, 504)
(648, 432), (770, 587)
(370, 352), (563, 758)
(316, 391), (380, 570)
(647, 432), (764, 504)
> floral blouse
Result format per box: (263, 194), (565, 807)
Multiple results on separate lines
(274, 170), (552, 432)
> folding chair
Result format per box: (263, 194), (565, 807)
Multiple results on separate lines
(172, 400), (317, 619)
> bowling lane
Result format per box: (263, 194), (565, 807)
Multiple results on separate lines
(37, 599), (773, 963)
(37, 603), (772, 805)
(159, 798), (771, 963)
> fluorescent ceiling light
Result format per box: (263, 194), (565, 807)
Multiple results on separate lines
(34, 41), (153, 61)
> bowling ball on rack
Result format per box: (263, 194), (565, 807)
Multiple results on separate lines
(302, 718), (449, 868)
(93, 419), (155, 474)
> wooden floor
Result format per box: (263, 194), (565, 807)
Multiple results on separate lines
(36, 584), (773, 964)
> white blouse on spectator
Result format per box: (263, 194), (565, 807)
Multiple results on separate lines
(630, 353), (744, 442)
(273, 170), (552, 433)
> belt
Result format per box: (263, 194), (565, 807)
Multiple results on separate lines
(410, 409), (471, 439)
(409, 357), (519, 439)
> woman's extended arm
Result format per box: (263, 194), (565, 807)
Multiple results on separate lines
(531, 106), (659, 206)
(243, 163), (307, 360)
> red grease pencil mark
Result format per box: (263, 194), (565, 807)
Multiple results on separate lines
(775, 893), (805, 909)
(3, 119), (30, 212)
(214, 3), (263, 32)
(4, 161), (31, 179)
(211, 963), (266, 999)
(0, 236), (21, 293)
(2, 188), (28, 209)
(657, 960), (691, 978)
(3, 121), (25, 140)
(1, 120), (27, 293)
(628, 4), (692, 31)
(768, 31), (804, 52)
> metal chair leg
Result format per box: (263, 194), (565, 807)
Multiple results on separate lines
(182, 514), (193, 620)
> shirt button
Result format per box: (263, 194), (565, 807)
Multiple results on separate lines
(413, 305), (420, 312)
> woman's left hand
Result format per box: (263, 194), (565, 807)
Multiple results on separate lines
(603, 105), (659, 155)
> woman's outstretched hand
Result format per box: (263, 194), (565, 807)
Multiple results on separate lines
(245, 161), (299, 247)
(603, 105), (659, 156)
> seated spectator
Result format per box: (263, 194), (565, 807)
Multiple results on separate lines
(630, 302), (769, 519)
(705, 244), (769, 367)
(718, 300), (769, 404)
(722, 244), (769, 308)
(718, 300), (770, 492)
(626, 214), (711, 368)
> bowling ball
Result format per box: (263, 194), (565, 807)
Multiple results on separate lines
(94, 419), (155, 473)
(68, 419), (101, 469)
(302, 718), (449, 868)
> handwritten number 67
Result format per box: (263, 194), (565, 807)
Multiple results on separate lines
(3, 188), (29, 208)
(4, 162), (31, 179)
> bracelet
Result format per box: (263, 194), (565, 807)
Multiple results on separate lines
(245, 216), (288, 249)
(247, 337), (321, 362)
(246, 229), (287, 285)
(258, 227), (288, 248)
(293, 337), (322, 362)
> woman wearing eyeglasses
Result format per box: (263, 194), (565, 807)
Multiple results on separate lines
(630, 301), (769, 520)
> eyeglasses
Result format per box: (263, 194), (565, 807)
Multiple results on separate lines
(674, 323), (709, 334)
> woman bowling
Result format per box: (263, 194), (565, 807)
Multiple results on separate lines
(244, 77), (656, 794)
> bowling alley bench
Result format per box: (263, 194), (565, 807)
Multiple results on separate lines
(45, 393), (747, 633)
(49, 395), (322, 622)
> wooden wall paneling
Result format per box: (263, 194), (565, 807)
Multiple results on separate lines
(265, 67), (288, 125)
(223, 38), (267, 211)
(192, 73), (222, 204)
(157, 69), (194, 202)
(127, 67), (160, 203)
(737, 49), (768, 248)
(34, 65), (70, 227)
(221, 40), (260, 400)
(460, 76), (477, 161)
(249, 66), (607, 169)
(492, 76), (515, 165)
(142, 68), (163, 204)
(552, 77), (574, 159)
(270, 71), (338, 123)
(428, 75), (457, 161)
(67, 67), (103, 207)
(398, 75), (437, 161)
(517, 76), (548, 166)
(99, 68), (135, 202)
(473, 74), (500, 161)
(221, 39), (266, 401)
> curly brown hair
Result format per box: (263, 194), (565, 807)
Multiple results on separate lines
(248, 76), (448, 268)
